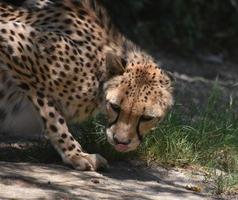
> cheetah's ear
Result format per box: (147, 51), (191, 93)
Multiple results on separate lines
(161, 70), (175, 88)
(105, 53), (126, 78)
(164, 70), (175, 82)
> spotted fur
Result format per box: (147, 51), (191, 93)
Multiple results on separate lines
(0, 0), (173, 170)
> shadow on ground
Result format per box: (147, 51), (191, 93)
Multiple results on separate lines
(0, 161), (213, 200)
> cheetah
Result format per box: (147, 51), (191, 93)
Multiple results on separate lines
(0, 0), (173, 171)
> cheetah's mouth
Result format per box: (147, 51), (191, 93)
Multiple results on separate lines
(114, 144), (129, 152)
(106, 128), (140, 152)
(106, 132), (131, 152)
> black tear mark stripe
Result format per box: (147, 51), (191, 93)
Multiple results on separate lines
(108, 112), (120, 128)
(136, 118), (143, 142)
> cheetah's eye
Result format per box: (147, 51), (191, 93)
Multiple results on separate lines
(140, 115), (154, 122)
(110, 103), (121, 113)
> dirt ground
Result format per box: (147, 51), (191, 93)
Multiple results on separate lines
(0, 160), (218, 200)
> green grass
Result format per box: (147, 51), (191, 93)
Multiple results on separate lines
(70, 85), (238, 193)
(140, 95), (238, 170)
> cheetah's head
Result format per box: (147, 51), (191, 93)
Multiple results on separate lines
(103, 51), (173, 152)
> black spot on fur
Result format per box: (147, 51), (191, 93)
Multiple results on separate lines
(58, 139), (64, 143)
(50, 124), (58, 132)
(68, 144), (76, 151)
(58, 118), (65, 124)
(37, 98), (44, 106)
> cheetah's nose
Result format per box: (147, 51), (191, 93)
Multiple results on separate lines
(113, 134), (131, 145)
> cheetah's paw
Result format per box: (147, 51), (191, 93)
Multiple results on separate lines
(65, 153), (108, 171)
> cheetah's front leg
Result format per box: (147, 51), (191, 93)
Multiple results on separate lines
(29, 89), (108, 171)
